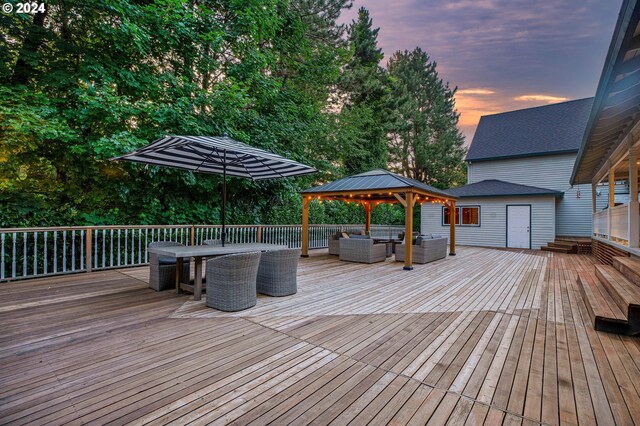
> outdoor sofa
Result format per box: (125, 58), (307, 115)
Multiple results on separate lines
(328, 231), (369, 255)
(339, 238), (387, 264)
(395, 235), (448, 264)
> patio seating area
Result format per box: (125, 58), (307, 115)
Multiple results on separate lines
(2, 247), (640, 425)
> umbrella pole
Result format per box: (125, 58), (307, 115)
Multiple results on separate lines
(222, 158), (226, 247)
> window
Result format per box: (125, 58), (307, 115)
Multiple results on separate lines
(461, 206), (480, 226)
(442, 206), (480, 226)
(442, 206), (459, 225)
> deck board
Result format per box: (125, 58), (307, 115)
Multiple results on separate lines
(1, 246), (640, 425)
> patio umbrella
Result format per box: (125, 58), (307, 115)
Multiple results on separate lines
(111, 134), (317, 246)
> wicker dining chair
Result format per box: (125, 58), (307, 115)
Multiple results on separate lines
(148, 241), (190, 292)
(257, 248), (301, 297)
(206, 252), (262, 311)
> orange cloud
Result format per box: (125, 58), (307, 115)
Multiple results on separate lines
(514, 94), (569, 103)
(457, 88), (495, 95)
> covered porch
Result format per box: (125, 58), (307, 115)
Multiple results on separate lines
(592, 149), (640, 252)
(571, 0), (640, 257)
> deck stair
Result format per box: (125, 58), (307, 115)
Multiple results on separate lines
(541, 240), (578, 254)
(577, 256), (640, 335)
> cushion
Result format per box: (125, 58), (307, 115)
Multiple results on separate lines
(341, 232), (350, 239)
(158, 256), (177, 265)
(415, 236), (423, 246)
(158, 256), (189, 265)
(432, 234), (442, 239)
(350, 234), (369, 239)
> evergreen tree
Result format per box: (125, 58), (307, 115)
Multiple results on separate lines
(335, 7), (389, 175)
(387, 47), (466, 189)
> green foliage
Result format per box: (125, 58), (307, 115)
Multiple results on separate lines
(1, 3), (464, 229)
(335, 7), (389, 175)
(387, 48), (467, 189)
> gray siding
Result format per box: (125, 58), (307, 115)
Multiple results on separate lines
(421, 196), (555, 249)
(467, 153), (607, 236)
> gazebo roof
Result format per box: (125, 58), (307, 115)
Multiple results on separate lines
(301, 169), (455, 201)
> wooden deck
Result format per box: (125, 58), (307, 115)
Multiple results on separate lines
(1, 247), (640, 425)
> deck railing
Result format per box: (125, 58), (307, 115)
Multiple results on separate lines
(593, 210), (608, 238)
(610, 204), (629, 242)
(594, 204), (631, 244)
(0, 224), (405, 282)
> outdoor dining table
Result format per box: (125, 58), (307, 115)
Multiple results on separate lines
(147, 243), (288, 301)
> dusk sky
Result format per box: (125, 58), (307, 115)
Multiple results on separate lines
(341, 0), (622, 143)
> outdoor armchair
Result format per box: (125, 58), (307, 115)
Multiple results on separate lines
(203, 239), (223, 246)
(206, 252), (262, 311)
(257, 248), (301, 296)
(148, 241), (191, 292)
(395, 236), (448, 264)
(339, 238), (386, 264)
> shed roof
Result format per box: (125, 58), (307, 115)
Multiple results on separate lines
(446, 180), (563, 198)
(301, 169), (454, 199)
(466, 98), (594, 162)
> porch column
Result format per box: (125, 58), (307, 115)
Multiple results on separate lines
(629, 153), (639, 247)
(591, 183), (597, 214)
(449, 200), (456, 256)
(609, 167), (615, 240)
(404, 192), (414, 270)
(301, 196), (310, 257)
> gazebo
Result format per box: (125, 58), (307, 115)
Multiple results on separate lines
(300, 169), (458, 269)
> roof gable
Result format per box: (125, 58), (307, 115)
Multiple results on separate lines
(466, 98), (594, 162)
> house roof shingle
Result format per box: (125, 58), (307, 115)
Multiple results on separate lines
(447, 180), (563, 198)
(466, 98), (594, 162)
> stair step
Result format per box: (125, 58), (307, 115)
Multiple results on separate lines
(595, 265), (640, 314)
(541, 246), (570, 253)
(612, 256), (640, 287)
(551, 241), (578, 249)
(548, 242), (577, 253)
(577, 273), (628, 327)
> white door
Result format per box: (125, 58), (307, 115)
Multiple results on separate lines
(507, 205), (530, 249)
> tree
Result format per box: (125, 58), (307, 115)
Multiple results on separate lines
(0, 0), (354, 227)
(335, 7), (389, 175)
(387, 48), (467, 189)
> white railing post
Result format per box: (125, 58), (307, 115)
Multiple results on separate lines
(629, 152), (639, 247)
(609, 167), (615, 241)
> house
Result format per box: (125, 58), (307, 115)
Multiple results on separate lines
(421, 97), (606, 250)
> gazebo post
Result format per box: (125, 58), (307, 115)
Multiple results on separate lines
(301, 196), (310, 257)
(364, 202), (372, 234)
(404, 192), (414, 270)
(449, 200), (456, 256)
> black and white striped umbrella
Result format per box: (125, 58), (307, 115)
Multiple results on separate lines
(111, 134), (317, 180)
(111, 134), (317, 245)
